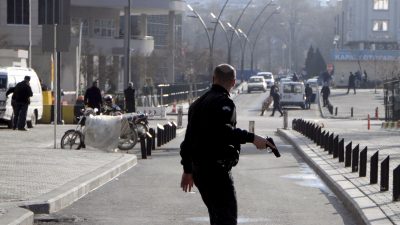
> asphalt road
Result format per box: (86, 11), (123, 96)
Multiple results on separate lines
(34, 90), (358, 225)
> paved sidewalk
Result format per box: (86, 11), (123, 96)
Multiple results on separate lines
(320, 89), (384, 120)
(279, 118), (400, 225)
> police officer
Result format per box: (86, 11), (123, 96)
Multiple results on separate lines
(84, 80), (102, 114)
(180, 64), (273, 225)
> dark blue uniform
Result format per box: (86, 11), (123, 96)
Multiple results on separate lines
(180, 84), (254, 225)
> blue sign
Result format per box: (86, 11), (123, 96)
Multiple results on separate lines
(332, 50), (400, 61)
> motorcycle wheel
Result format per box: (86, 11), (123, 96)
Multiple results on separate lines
(61, 130), (83, 150)
(118, 130), (138, 150)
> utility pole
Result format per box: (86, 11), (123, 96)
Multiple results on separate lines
(125, 0), (131, 88)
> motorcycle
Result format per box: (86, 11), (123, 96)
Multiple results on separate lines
(60, 108), (97, 150)
(60, 107), (149, 151)
(118, 113), (149, 150)
(101, 104), (149, 150)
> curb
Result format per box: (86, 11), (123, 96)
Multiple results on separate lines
(277, 128), (393, 225)
(0, 207), (33, 225)
(19, 154), (137, 214)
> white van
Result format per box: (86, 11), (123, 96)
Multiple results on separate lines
(0, 67), (43, 128)
(279, 81), (306, 109)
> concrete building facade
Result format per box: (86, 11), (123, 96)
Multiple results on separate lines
(0, 0), (185, 96)
(333, 0), (400, 86)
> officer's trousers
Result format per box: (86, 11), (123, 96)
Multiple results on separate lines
(193, 164), (237, 225)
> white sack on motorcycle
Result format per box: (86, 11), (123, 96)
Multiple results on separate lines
(84, 115), (122, 151)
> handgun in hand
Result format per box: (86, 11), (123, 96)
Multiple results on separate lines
(266, 137), (280, 158)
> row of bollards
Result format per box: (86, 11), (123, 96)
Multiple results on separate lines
(139, 122), (177, 159)
(292, 119), (400, 201)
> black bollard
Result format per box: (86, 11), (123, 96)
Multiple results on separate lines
(320, 131), (326, 148)
(324, 132), (330, 152)
(345, 142), (352, 167)
(370, 151), (379, 184)
(146, 132), (152, 156)
(338, 139), (345, 162)
(351, 107), (354, 117)
(149, 128), (156, 150)
(163, 123), (170, 143)
(140, 136), (147, 159)
(333, 135), (339, 158)
(316, 127), (322, 146)
(381, 156), (390, 192)
(171, 121), (177, 139)
(335, 107), (338, 116)
(352, 144), (359, 172)
(359, 147), (367, 177)
(157, 124), (164, 147)
(328, 133), (334, 154)
(393, 165), (400, 201)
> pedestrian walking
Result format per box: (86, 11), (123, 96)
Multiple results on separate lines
(271, 86), (283, 117)
(84, 80), (102, 114)
(13, 76), (33, 131)
(260, 83), (277, 116)
(124, 82), (136, 113)
(346, 72), (356, 94)
(180, 64), (275, 225)
(305, 83), (313, 109)
(321, 84), (330, 107)
(363, 70), (368, 85)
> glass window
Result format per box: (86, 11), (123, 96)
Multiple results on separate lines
(373, 20), (389, 31)
(7, 0), (29, 25)
(283, 84), (303, 93)
(0, 74), (7, 89)
(93, 19), (115, 38)
(374, 0), (389, 10)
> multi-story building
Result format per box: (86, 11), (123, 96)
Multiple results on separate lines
(0, 0), (185, 95)
(333, 0), (400, 85)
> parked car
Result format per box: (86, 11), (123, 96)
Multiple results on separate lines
(279, 81), (306, 109)
(247, 76), (267, 93)
(257, 72), (274, 87)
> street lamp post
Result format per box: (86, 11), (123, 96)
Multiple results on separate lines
(209, 0), (230, 74)
(240, 0), (275, 79)
(250, 7), (280, 74)
(227, 0), (253, 65)
(238, 29), (250, 80)
(210, 13), (230, 46)
(187, 4), (212, 75)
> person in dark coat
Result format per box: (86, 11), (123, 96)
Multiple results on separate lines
(271, 86), (283, 117)
(305, 83), (313, 109)
(346, 72), (356, 94)
(124, 82), (136, 113)
(84, 80), (102, 114)
(13, 76), (33, 131)
(321, 84), (331, 107)
(292, 73), (299, 82)
(180, 64), (272, 225)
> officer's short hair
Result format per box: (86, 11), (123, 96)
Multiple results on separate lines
(24, 76), (31, 81)
(214, 64), (236, 83)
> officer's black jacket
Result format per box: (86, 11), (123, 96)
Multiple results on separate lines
(180, 84), (254, 173)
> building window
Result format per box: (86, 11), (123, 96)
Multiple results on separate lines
(7, 0), (30, 25)
(373, 20), (389, 31)
(94, 19), (115, 38)
(71, 18), (89, 37)
(373, 0), (389, 10)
